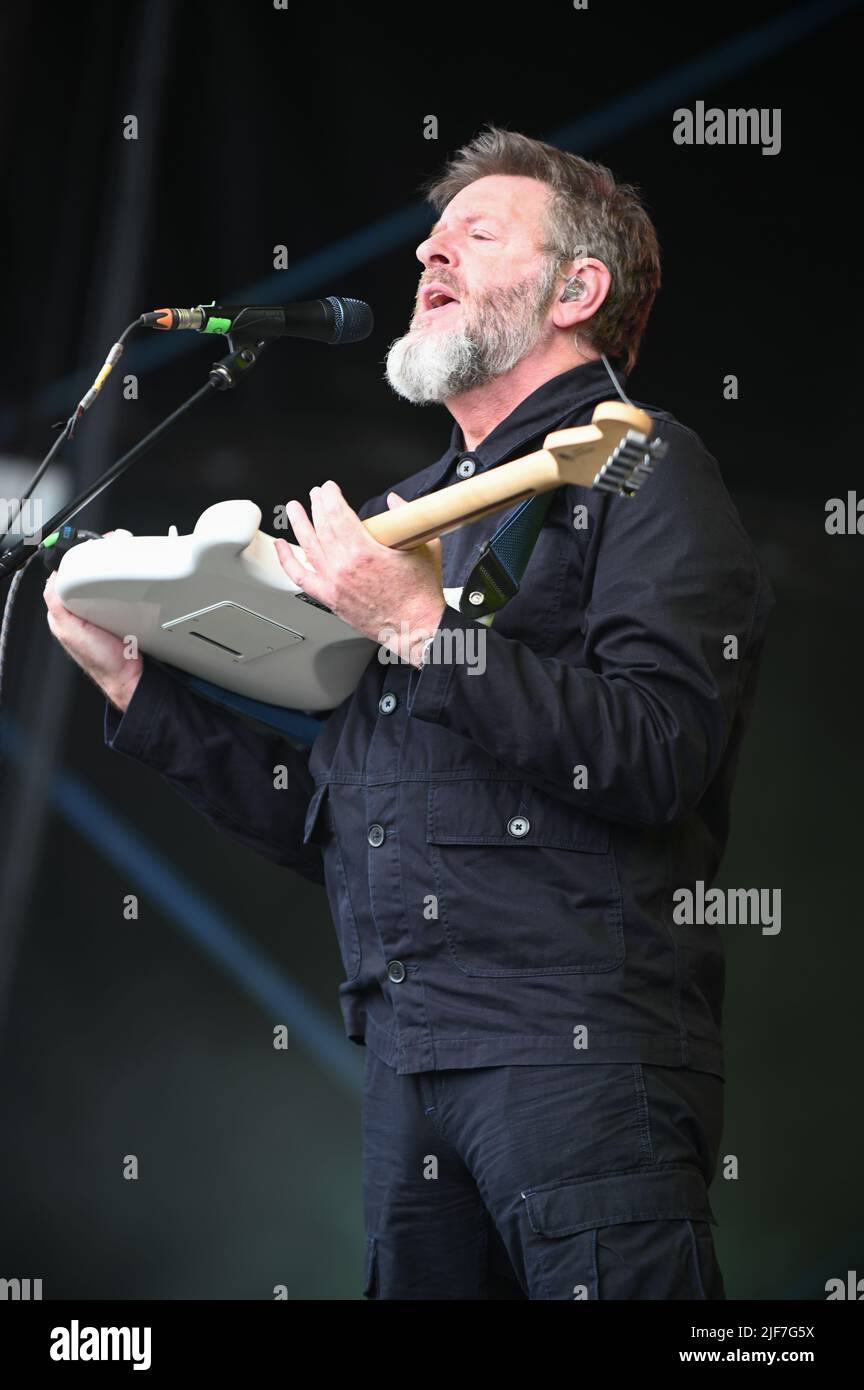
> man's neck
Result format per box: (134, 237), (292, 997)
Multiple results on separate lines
(446, 347), (599, 452)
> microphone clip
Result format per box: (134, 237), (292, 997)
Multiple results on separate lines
(208, 336), (270, 391)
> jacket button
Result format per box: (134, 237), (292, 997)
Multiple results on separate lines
(507, 816), (530, 838)
(456, 456), (477, 478)
(387, 960), (406, 983)
(367, 823), (385, 847)
(378, 692), (397, 715)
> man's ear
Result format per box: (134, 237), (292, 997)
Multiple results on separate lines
(550, 257), (611, 330)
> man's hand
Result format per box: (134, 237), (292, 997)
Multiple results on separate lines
(274, 482), (446, 666)
(43, 570), (143, 712)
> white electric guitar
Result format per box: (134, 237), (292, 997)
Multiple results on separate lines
(56, 402), (663, 711)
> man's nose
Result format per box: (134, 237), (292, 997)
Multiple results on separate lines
(416, 230), (458, 269)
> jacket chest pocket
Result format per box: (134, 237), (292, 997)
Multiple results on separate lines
(426, 780), (623, 977)
(304, 783), (362, 982)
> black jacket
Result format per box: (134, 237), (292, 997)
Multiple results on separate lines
(105, 358), (774, 1077)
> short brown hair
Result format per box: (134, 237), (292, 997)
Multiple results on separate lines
(421, 125), (661, 374)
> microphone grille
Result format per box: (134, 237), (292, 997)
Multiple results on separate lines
(326, 296), (374, 345)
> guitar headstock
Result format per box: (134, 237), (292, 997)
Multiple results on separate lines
(543, 401), (667, 497)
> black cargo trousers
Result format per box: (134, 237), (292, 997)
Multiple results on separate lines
(361, 1050), (726, 1300)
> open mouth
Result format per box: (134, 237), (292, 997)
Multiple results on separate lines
(419, 283), (461, 317)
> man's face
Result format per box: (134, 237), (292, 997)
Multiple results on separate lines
(385, 175), (560, 404)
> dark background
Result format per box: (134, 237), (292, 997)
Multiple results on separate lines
(0, 0), (861, 1300)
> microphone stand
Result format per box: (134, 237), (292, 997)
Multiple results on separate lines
(0, 337), (269, 581)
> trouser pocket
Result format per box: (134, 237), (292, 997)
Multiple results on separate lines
(520, 1165), (725, 1300)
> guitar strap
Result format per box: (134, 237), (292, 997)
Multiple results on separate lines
(458, 372), (632, 621)
(457, 489), (556, 623)
(178, 674), (327, 746)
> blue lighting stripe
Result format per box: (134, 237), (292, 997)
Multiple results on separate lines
(16, 0), (856, 433)
(2, 720), (363, 1096)
(548, 0), (859, 152)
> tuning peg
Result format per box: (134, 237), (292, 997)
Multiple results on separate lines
(594, 431), (668, 498)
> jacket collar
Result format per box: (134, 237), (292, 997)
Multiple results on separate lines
(412, 357), (628, 498)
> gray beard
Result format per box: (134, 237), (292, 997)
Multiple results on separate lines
(384, 268), (557, 405)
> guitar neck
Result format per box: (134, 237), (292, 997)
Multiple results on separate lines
(361, 401), (655, 550)
(363, 446), (560, 550)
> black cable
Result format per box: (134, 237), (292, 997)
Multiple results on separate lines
(2, 319), (142, 542)
(0, 376), (222, 583)
(0, 371), (222, 734)
(0, 334), (265, 735)
(2, 419), (74, 537)
(0, 550), (40, 722)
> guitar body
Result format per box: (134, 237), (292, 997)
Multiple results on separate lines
(56, 500), (380, 710)
(55, 402), (664, 712)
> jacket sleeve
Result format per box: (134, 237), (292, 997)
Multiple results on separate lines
(404, 420), (775, 827)
(104, 656), (324, 881)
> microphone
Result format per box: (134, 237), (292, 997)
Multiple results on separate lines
(140, 297), (373, 345)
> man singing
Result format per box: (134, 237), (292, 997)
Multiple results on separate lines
(45, 127), (774, 1300)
